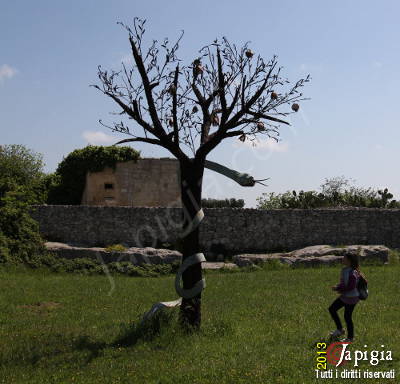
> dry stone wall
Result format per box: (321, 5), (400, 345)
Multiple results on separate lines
(31, 206), (400, 253)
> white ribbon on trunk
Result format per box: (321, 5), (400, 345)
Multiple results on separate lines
(141, 207), (206, 322)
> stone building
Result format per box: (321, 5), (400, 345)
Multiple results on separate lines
(81, 158), (181, 207)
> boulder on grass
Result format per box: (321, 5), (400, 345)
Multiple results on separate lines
(45, 242), (182, 265)
(233, 245), (389, 267)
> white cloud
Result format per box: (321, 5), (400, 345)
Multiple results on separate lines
(299, 63), (322, 75)
(82, 131), (118, 145)
(0, 64), (17, 82)
(233, 138), (289, 152)
(372, 61), (383, 68)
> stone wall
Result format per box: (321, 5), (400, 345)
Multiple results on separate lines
(81, 158), (181, 207)
(31, 206), (400, 253)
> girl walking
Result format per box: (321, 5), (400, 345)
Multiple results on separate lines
(328, 253), (361, 342)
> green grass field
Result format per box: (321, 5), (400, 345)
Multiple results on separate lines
(0, 262), (399, 383)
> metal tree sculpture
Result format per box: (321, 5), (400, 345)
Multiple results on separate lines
(93, 18), (310, 328)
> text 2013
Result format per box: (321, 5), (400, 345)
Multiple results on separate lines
(316, 342), (327, 370)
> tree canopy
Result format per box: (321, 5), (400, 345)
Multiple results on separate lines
(0, 144), (45, 200)
(94, 18), (310, 163)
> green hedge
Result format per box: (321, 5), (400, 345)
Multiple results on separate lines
(257, 188), (400, 209)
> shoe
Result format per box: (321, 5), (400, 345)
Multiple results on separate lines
(341, 338), (354, 343)
(330, 329), (345, 338)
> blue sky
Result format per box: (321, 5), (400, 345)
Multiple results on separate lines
(1, 0), (399, 207)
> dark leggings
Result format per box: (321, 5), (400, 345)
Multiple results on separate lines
(328, 297), (357, 339)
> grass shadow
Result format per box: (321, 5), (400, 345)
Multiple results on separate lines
(111, 308), (176, 347)
(73, 308), (177, 363)
(73, 335), (108, 363)
(1, 309), (178, 368)
(74, 309), (234, 362)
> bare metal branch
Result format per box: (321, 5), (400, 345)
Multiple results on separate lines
(93, 18), (310, 161)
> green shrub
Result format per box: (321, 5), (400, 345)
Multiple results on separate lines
(105, 244), (127, 253)
(0, 186), (45, 264)
(259, 258), (290, 270)
(388, 249), (400, 264)
(11, 254), (181, 277)
(0, 231), (10, 263)
(257, 188), (400, 209)
(0, 144), (49, 264)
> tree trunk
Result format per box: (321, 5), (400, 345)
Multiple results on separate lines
(179, 158), (204, 329)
